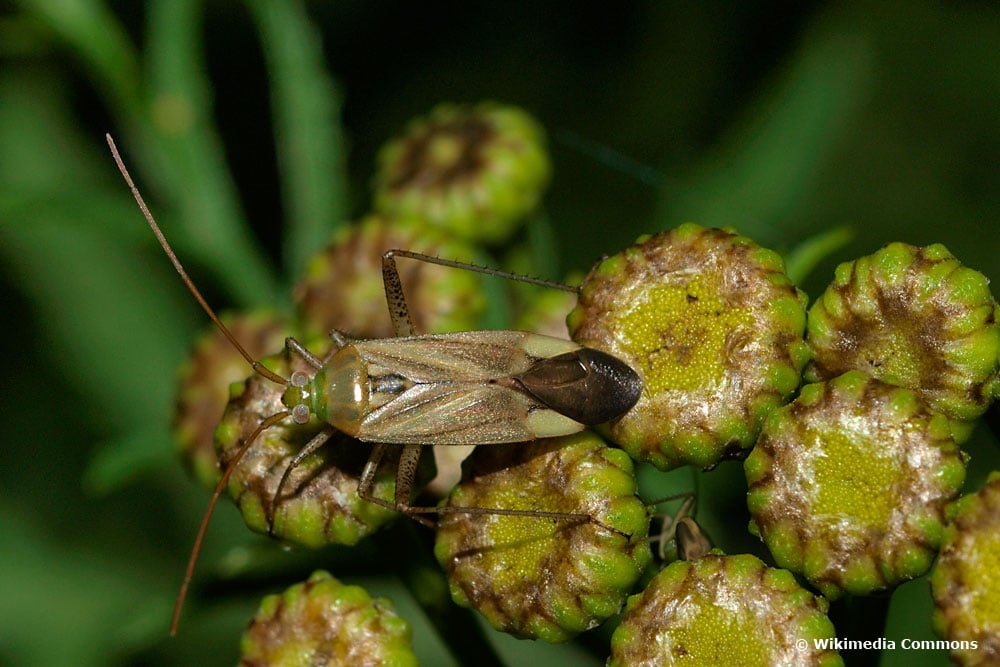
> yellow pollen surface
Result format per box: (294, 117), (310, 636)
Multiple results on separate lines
(809, 428), (897, 526)
(427, 133), (464, 168)
(962, 530), (1000, 627)
(866, 328), (924, 388)
(613, 277), (750, 394)
(481, 485), (561, 587)
(663, 600), (769, 666)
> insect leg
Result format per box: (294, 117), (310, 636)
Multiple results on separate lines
(383, 249), (580, 293)
(648, 492), (700, 560)
(360, 444), (630, 537)
(381, 252), (416, 337)
(392, 446), (632, 538)
(409, 498), (630, 539)
(328, 329), (353, 349)
(268, 427), (335, 534)
(284, 336), (325, 369)
(357, 443), (434, 527)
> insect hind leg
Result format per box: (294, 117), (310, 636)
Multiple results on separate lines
(357, 443), (434, 527)
(384, 249), (578, 297)
(381, 248), (581, 338)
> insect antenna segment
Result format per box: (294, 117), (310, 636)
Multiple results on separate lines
(105, 134), (287, 387)
(106, 134), (295, 635)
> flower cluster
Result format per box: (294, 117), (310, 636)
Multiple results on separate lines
(166, 104), (998, 664)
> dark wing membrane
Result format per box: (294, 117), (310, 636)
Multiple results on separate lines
(356, 381), (542, 445)
(355, 331), (539, 382)
(517, 348), (643, 424)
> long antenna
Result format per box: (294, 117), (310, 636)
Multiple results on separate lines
(105, 134), (286, 386)
(170, 410), (291, 635)
(106, 134), (293, 634)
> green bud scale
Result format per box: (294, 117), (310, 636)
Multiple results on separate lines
(746, 371), (966, 599)
(240, 570), (417, 667)
(568, 223), (809, 470)
(931, 472), (1000, 665)
(434, 432), (651, 643)
(805, 242), (1000, 442)
(609, 553), (842, 667)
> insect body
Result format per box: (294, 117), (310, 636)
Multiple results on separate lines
(277, 328), (641, 519)
(287, 330), (640, 444)
(105, 135), (642, 634)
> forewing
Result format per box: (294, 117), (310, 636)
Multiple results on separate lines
(352, 331), (586, 445)
(357, 382), (540, 445)
(355, 331), (578, 382)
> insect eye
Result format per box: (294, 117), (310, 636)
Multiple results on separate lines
(290, 371), (309, 388)
(291, 404), (311, 424)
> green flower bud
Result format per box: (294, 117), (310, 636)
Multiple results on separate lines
(931, 472), (1000, 665)
(512, 279), (577, 339)
(434, 432), (651, 642)
(609, 553), (842, 667)
(215, 343), (415, 547)
(372, 102), (551, 244)
(240, 571), (417, 667)
(746, 371), (966, 599)
(503, 244), (581, 339)
(293, 214), (485, 340)
(568, 223), (809, 470)
(173, 310), (292, 489)
(805, 242), (1000, 442)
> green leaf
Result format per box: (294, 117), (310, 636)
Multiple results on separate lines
(144, 0), (281, 305)
(783, 226), (854, 285)
(657, 27), (873, 245)
(246, 0), (350, 280)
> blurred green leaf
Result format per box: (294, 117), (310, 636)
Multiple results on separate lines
(783, 225), (854, 286)
(17, 0), (141, 113)
(83, 429), (175, 495)
(145, 0), (281, 305)
(246, 0), (350, 279)
(0, 502), (174, 666)
(658, 24), (873, 246)
(0, 196), (189, 430)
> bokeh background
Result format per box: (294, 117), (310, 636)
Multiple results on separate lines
(1, 2), (999, 665)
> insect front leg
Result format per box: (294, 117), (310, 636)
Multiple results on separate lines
(266, 334), (350, 529)
(269, 427), (335, 534)
(284, 336), (326, 369)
